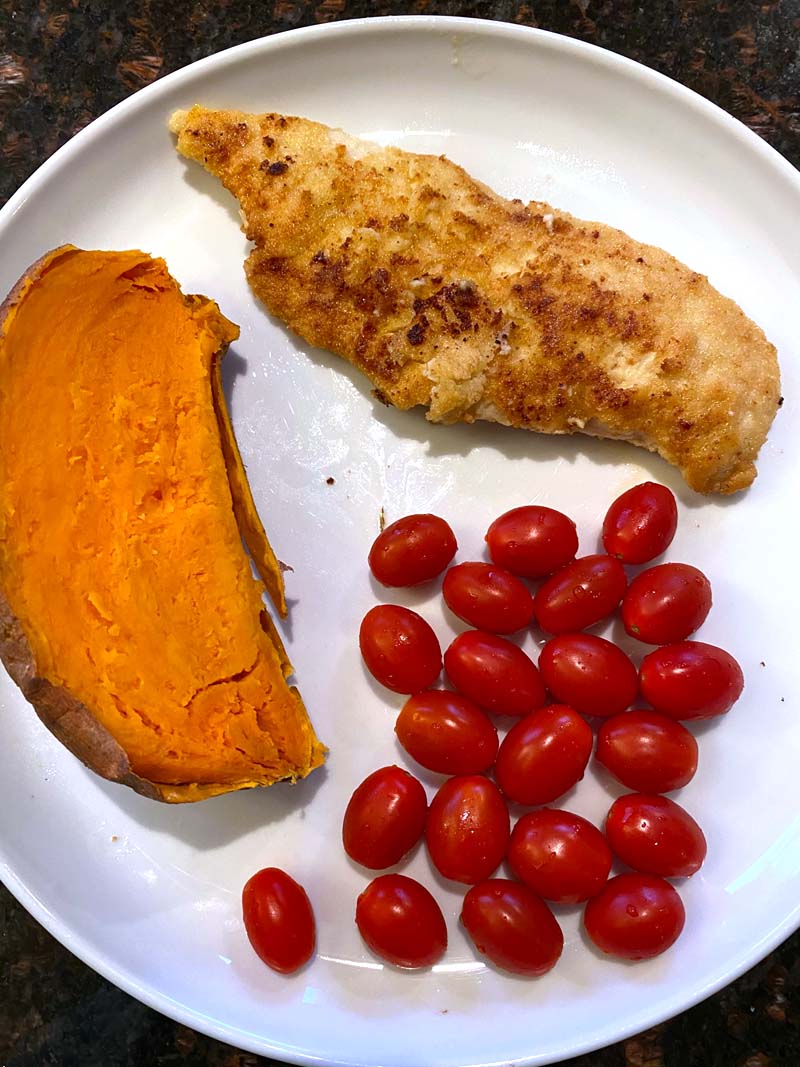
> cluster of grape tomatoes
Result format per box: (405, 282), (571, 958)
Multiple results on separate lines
(242, 482), (744, 978)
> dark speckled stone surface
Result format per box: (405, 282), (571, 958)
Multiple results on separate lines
(1, 2), (799, 1065)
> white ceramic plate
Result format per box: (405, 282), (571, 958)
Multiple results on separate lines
(1, 16), (799, 1067)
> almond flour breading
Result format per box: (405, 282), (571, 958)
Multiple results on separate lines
(171, 106), (780, 494)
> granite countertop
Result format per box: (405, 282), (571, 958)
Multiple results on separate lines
(1, 2), (799, 1065)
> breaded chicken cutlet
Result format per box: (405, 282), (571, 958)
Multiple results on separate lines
(170, 106), (780, 494)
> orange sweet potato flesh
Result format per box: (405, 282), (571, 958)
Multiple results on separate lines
(0, 246), (325, 802)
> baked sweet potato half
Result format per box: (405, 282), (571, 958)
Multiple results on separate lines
(0, 246), (325, 802)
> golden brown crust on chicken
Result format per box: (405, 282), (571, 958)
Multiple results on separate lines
(170, 106), (781, 494)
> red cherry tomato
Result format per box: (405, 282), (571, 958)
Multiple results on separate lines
(534, 554), (627, 634)
(395, 690), (498, 775)
(639, 640), (744, 720)
(494, 705), (593, 806)
(342, 765), (428, 870)
(426, 775), (510, 884)
(605, 793), (707, 878)
(583, 873), (685, 960)
(539, 633), (638, 717)
(355, 874), (447, 968)
(368, 513), (457, 587)
(486, 505), (578, 579)
(622, 563), (712, 645)
(359, 605), (442, 694)
(461, 879), (563, 977)
(508, 809), (612, 903)
(602, 482), (678, 564)
(242, 868), (315, 974)
(443, 561), (534, 634)
(596, 710), (698, 792)
(444, 630), (546, 717)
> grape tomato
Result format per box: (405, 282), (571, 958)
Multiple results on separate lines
(444, 630), (546, 717)
(596, 710), (698, 792)
(583, 873), (685, 961)
(461, 879), (563, 977)
(602, 482), (678, 564)
(534, 554), (627, 634)
(539, 633), (638, 717)
(486, 505), (578, 578)
(443, 561), (534, 634)
(242, 868), (315, 975)
(342, 765), (427, 870)
(508, 809), (612, 903)
(622, 563), (712, 645)
(494, 704), (593, 806)
(605, 793), (707, 878)
(368, 513), (457, 587)
(359, 604), (442, 694)
(639, 640), (744, 720)
(426, 775), (510, 884)
(395, 690), (498, 775)
(356, 874), (447, 969)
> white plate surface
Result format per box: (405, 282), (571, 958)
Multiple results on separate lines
(1, 16), (799, 1067)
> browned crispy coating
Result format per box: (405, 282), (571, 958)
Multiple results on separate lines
(170, 106), (781, 494)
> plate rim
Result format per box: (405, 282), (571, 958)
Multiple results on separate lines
(2, 14), (799, 234)
(1, 14), (799, 1067)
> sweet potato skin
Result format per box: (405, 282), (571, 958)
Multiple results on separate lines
(0, 588), (166, 800)
(0, 247), (324, 802)
(0, 587), (272, 801)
